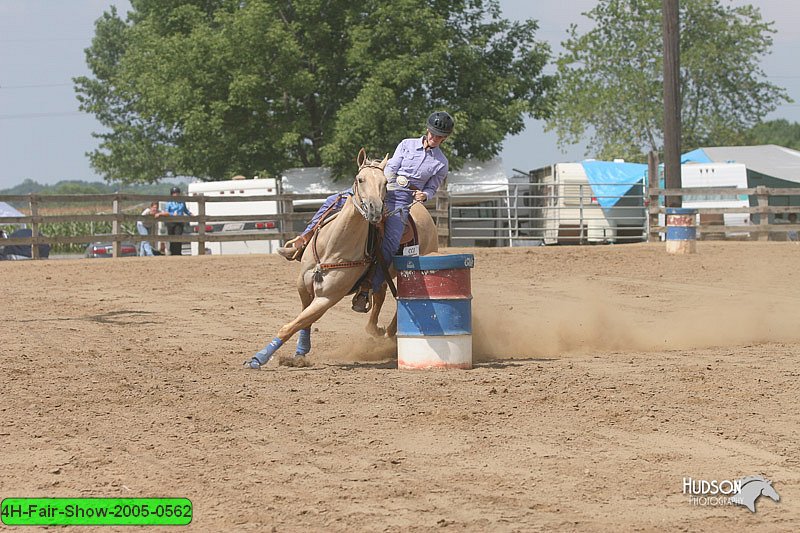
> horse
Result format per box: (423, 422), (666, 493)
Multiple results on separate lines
(730, 475), (780, 513)
(246, 149), (389, 369)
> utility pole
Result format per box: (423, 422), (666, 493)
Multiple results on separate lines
(662, 0), (681, 207)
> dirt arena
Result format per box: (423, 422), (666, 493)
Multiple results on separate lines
(1, 242), (799, 531)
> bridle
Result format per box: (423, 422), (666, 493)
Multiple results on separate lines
(352, 160), (386, 223)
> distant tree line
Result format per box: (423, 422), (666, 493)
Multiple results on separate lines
(0, 178), (188, 196)
(745, 119), (800, 151)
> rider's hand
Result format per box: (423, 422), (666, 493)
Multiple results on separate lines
(414, 190), (428, 202)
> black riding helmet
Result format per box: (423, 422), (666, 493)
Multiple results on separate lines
(170, 186), (181, 195)
(426, 111), (455, 137)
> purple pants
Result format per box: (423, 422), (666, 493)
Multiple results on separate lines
(372, 189), (413, 291)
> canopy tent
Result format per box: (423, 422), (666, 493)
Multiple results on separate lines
(445, 158), (509, 197)
(280, 160), (513, 244)
(280, 167), (338, 196)
(0, 201), (25, 219)
(280, 159), (510, 203)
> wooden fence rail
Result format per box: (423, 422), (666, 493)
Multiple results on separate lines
(648, 185), (800, 241)
(0, 192), (450, 258)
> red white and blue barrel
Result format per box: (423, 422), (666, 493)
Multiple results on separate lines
(665, 207), (698, 254)
(393, 254), (475, 369)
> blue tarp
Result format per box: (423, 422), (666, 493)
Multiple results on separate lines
(581, 161), (647, 209)
(680, 148), (712, 164)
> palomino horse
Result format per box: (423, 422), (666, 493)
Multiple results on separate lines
(246, 149), (388, 369)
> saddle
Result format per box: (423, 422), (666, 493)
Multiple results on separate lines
(397, 214), (419, 252)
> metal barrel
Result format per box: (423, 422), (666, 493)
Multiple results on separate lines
(393, 254), (475, 369)
(665, 207), (697, 254)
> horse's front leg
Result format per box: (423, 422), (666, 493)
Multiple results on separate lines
(245, 296), (337, 369)
(365, 285), (387, 337)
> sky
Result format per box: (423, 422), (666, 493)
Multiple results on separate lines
(1, 0), (799, 189)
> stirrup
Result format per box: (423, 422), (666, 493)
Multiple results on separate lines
(351, 291), (371, 313)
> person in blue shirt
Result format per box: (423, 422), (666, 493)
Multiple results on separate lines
(788, 212), (798, 242)
(165, 186), (192, 256)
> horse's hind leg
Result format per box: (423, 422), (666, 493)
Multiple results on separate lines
(386, 311), (398, 338)
(366, 285), (387, 337)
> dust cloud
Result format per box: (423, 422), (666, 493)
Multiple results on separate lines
(472, 284), (800, 361)
(330, 335), (397, 362)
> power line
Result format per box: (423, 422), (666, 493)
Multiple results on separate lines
(0, 112), (85, 120)
(1, 83), (73, 89)
(0, 37), (88, 43)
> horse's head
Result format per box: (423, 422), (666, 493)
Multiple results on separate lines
(761, 480), (780, 502)
(353, 148), (388, 225)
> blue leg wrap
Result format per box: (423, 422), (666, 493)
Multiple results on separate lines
(247, 337), (283, 369)
(296, 328), (311, 356)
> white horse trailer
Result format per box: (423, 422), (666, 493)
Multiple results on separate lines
(186, 178), (280, 255)
(542, 163), (617, 244)
(679, 163), (750, 236)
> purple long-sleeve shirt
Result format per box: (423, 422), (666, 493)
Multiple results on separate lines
(384, 136), (448, 200)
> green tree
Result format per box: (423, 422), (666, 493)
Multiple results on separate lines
(745, 119), (800, 150)
(546, 0), (791, 162)
(75, 0), (553, 183)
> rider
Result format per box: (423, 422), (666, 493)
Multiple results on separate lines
(276, 111), (454, 312)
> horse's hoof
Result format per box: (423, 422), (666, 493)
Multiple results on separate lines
(244, 359), (262, 370)
(293, 355), (312, 368)
(367, 327), (386, 338)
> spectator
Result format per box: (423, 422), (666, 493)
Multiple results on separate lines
(165, 186), (193, 256)
(136, 201), (167, 256)
(788, 212), (798, 242)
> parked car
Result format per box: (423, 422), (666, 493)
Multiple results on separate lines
(0, 228), (50, 260)
(84, 241), (138, 258)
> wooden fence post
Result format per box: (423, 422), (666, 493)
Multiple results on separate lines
(647, 151), (660, 242)
(29, 194), (40, 259)
(757, 185), (769, 241)
(197, 197), (206, 255)
(436, 191), (450, 247)
(278, 181), (294, 243)
(112, 194), (121, 258)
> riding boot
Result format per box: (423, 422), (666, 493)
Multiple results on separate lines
(277, 233), (310, 261)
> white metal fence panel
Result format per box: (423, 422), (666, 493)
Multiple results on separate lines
(448, 181), (647, 246)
